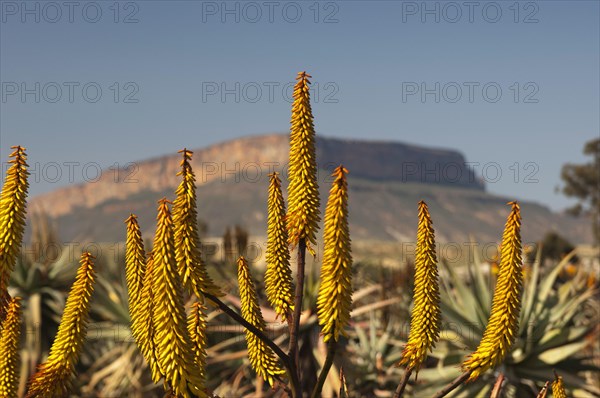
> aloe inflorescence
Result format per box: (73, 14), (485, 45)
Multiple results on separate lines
(0, 146), (29, 322)
(552, 371), (567, 398)
(237, 256), (285, 386)
(317, 166), (353, 343)
(286, 71), (320, 251)
(137, 251), (162, 383)
(188, 301), (209, 380)
(173, 148), (223, 299)
(399, 201), (441, 373)
(0, 297), (21, 398)
(124, 214), (146, 344)
(151, 199), (206, 398)
(462, 201), (523, 380)
(265, 172), (294, 320)
(26, 252), (96, 398)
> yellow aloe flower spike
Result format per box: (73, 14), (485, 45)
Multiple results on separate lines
(26, 252), (96, 398)
(462, 201), (523, 380)
(124, 214), (146, 343)
(265, 172), (294, 320)
(0, 146), (29, 322)
(399, 201), (441, 373)
(173, 149), (223, 298)
(316, 166), (353, 343)
(286, 71), (320, 251)
(237, 256), (285, 386)
(136, 251), (162, 383)
(0, 297), (22, 398)
(151, 199), (207, 398)
(187, 301), (208, 379)
(552, 372), (567, 398)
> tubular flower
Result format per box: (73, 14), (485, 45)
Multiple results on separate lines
(399, 201), (441, 372)
(265, 172), (294, 320)
(136, 252), (162, 383)
(286, 71), (320, 250)
(151, 199), (206, 398)
(187, 301), (208, 379)
(0, 146), (29, 322)
(462, 202), (523, 380)
(173, 149), (223, 298)
(316, 166), (353, 343)
(237, 256), (285, 386)
(26, 252), (96, 398)
(0, 297), (22, 398)
(124, 214), (146, 343)
(552, 372), (567, 398)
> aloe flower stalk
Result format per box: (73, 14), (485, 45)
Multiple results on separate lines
(399, 201), (441, 372)
(136, 251), (162, 383)
(462, 201), (523, 380)
(124, 214), (146, 342)
(552, 372), (567, 398)
(286, 71), (320, 251)
(0, 146), (29, 322)
(173, 148), (223, 299)
(151, 199), (206, 398)
(265, 172), (294, 320)
(316, 166), (353, 342)
(26, 252), (96, 398)
(237, 256), (285, 386)
(0, 297), (21, 398)
(187, 301), (208, 379)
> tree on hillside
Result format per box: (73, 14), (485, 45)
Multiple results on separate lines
(560, 138), (600, 245)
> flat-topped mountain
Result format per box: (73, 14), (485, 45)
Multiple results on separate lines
(26, 134), (589, 245)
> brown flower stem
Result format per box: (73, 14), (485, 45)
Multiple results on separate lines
(311, 339), (337, 398)
(289, 238), (307, 391)
(204, 292), (299, 396)
(536, 381), (550, 398)
(393, 368), (413, 398)
(490, 373), (505, 398)
(433, 371), (471, 398)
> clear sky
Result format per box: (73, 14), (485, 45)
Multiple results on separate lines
(1, 0), (598, 211)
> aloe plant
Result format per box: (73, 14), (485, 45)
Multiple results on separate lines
(412, 248), (599, 397)
(2, 71), (597, 398)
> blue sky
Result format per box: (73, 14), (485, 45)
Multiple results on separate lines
(1, 0), (598, 211)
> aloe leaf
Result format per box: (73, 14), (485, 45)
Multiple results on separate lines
(520, 245), (542, 329)
(535, 326), (594, 352)
(534, 251), (577, 315)
(537, 341), (588, 364)
(468, 253), (491, 317)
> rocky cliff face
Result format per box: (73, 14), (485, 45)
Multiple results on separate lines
(28, 134), (289, 218)
(316, 136), (483, 190)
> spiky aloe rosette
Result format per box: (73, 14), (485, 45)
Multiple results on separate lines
(265, 172), (294, 320)
(0, 297), (21, 398)
(124, 214), (146, 343)
(173, 149), (223, 299)
(317, 166), (353, 342)
(462, 201), (523, 380)
(0, 146), (29, 322)
(237, 256), (285, 386)
(151, 199), (206, 398)
(26, 252), (96, 398)
(286, 71), (320, 251)
(552, 372), (567, 398)
(399, 201), (441, 372)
